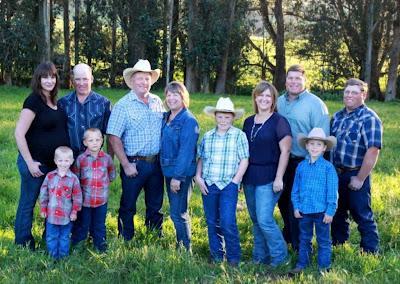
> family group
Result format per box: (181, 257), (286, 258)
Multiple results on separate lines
(14, 59), (382, 274)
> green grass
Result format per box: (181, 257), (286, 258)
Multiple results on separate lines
(0, 86), (399, 283)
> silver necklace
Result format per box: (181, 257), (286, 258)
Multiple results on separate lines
(250, 114), (271, 142)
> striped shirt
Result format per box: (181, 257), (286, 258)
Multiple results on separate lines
(106, 91), (164, 156)
(58, 91), (112, 157)
(72, 150), (116, 208)
(331, 105), (382, 168)
(39, 170), (82, 225)
(291, 155), (338, 216)
(198, 126), (249, 189)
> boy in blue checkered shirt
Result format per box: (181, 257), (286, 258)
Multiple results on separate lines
(290, 128), (338, 274)
(195, 97), (249, 266)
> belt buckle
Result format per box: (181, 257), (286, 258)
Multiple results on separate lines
(144, 155), (156, 163)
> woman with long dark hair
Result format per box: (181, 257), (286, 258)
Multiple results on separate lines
(14, 62), (69, 250)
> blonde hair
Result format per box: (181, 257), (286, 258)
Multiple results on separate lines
(54, 146), (73, 160)
(164, 81), (190, 109)
(83, 128), (103, 140)
(251, 80), (278, 113)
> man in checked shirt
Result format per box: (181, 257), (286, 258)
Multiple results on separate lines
(331, 78), (383, 254)
(39, 146), (82, 260)
(71, 128), (116, 252)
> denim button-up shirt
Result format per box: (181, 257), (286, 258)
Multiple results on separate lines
(160, 108), (199, 181)
(58, 91), (111, 157)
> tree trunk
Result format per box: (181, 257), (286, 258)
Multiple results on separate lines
(49, 0), (54, 58)
(385, 1), (400, 101)
(39, 0), (51, 62)
(74, 0), (80, 64)
(169, 0), (179, 81)
(364, 0), (374, 90)
(185, 0), (199, 93)
(63, 0), (71, 88)
(201, 73), (210, 93)
(215, 0), (236, 94)
(273, 0), (286, 91)
(109, 3), (117, 88)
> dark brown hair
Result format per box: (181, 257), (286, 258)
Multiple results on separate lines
(31, 62), (59, 105)
(286, 64), (306, 76)
(345, 78), (368, 94)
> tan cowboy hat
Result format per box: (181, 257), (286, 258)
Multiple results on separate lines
(204, 97), (244, 120)
(298, 128), (337, 150)
(123, 59), (161, 89)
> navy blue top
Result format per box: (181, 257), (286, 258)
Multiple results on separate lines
(242, 112), (291, 185)
(160, 108), (199, 181)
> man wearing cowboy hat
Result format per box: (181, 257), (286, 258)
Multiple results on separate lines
(290, 127), (338, 274)
(107, 59), (165, 240)
(58, 63), (112, 158)
(330, 78), (382, 254)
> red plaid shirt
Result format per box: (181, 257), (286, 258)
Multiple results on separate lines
(39, 169), (82, 225)
(72, 150), (116, 207)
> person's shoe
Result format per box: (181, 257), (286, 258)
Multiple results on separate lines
(288, 267), (303, 277)
(319, 268), (331, 275)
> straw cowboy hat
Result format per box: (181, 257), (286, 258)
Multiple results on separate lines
(298, 127), (337, 150)
(123, 59), (160, 89)
(204, 97), (244, 120)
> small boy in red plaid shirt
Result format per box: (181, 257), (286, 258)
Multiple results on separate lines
(71, 128), (116, 252)
(39, 146), (82, 260)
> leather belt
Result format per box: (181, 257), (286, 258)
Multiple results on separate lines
(336, 166), (361, 174)
(128, 155), (158, 163)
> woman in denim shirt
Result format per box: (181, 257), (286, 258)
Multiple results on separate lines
(160, 81), (199, 252)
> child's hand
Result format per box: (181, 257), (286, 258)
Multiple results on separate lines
(323, 214), (333, 224)
(294, 209), (302, 219)
(40, 212), (47, 218)
(70, 212), (77, 221)
(195, 176), (208, 195)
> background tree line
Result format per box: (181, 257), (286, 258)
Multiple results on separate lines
(0, 0), (399, 100)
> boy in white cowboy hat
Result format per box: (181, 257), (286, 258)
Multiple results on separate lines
(195, 97), (249, 266)
(290, 127), (338, 274)
(107, 59), (165, 240)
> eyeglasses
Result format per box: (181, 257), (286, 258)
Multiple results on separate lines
(344, 90), (362, 96)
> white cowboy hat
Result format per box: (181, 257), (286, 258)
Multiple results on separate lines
(203, 97), (244, 120)
(123, 59), (161, 89)
(298, 127), (337, 150)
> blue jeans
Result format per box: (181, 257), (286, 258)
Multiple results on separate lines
(15, 154), (51, 249)
(71, 203), (108, 251)
(297, 213), (331, 269)
(332, 171), (379, 253)
(46, 222), (72, 260)
(202, 182), (241, 264)
(166, 176), (193, 250)
(244, 183), (288, 266)
(118, 159), (164, 240)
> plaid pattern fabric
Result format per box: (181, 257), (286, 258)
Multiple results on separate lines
(331, 105), (382, 168)
(198, 126), (249, 189)
(291, 156), (338, 216)
(72, 150), (116, 207)
(39, 170), (82, 225)
(106, 91), (165, 156)
(58, 91), (111, 156)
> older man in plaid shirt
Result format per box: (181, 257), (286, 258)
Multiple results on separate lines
(331, 78), (383, 254)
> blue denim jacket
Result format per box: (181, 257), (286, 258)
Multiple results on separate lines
(160, 108), (199, 181)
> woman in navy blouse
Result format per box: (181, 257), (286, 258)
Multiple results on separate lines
(160, 81), (199, 252)
(242, 81), (292, 266)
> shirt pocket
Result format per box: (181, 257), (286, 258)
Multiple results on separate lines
(345, 124), (361, 144)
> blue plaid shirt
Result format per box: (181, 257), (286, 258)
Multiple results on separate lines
(58, 91), (111, 157)
(106, 91), (164, 156)
(291, 155), (338, 216)
(331, 105), (382, 168)
(198, 126), (249, 189)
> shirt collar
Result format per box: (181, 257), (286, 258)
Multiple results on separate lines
(210, 126), (234, 136)
(128, 90), (157, 104)
(72, 91), (96, 104)
(305, 154), (324, 165)
(83, 149), (105, 158)
(56, 169), (73, 177)
(283, 89), (309, 101)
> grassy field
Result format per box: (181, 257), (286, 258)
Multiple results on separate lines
(0, 86), (399, 283)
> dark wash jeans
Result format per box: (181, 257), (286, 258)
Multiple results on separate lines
(118, 158), (164, 240)
(331, 171), (379, 253)
(15, 154), (51, 249)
